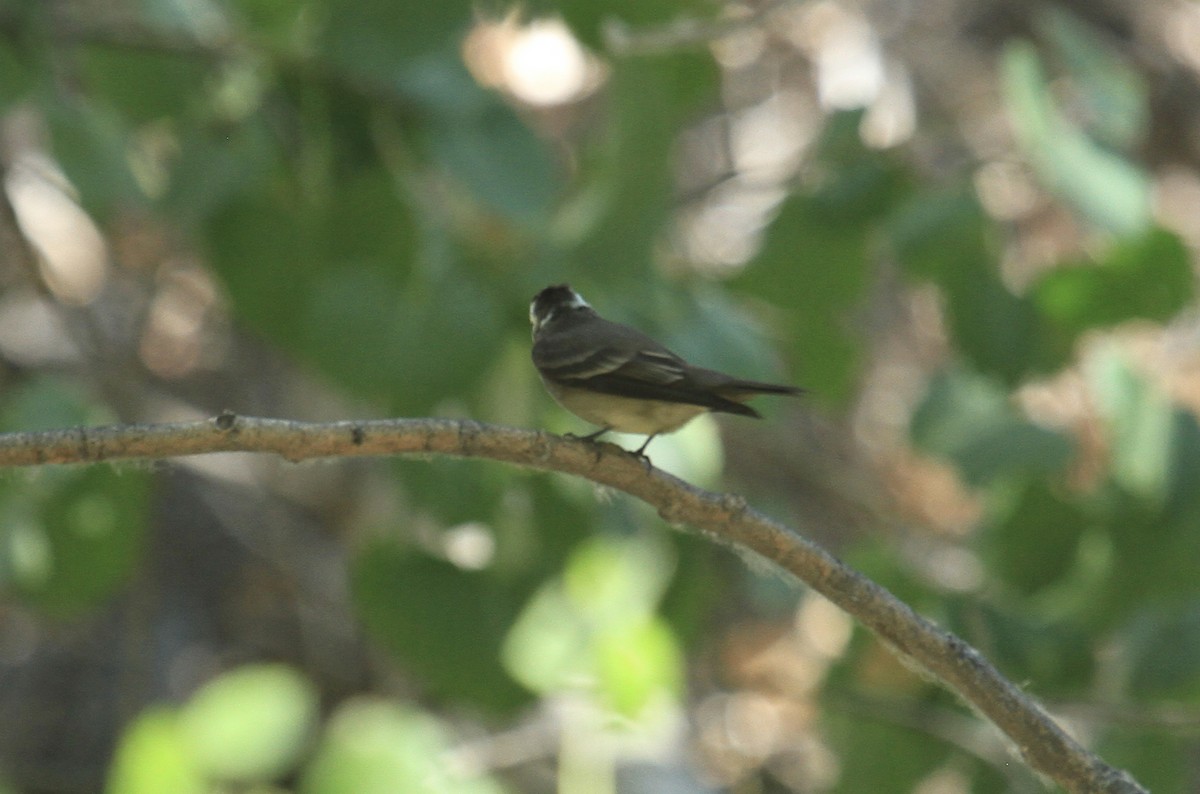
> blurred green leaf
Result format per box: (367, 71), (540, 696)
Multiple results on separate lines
(165, 117), (279, 221)
(736, 194), (866, 402)
(395, 459), (504, 528)
(1124, 601), (1200, 701)
(729, 112), (907, 400)
(228, 0), (316, 50)
(502, 579), (591, 693)
(821, 712), (951, 793)
(1087, 348), (1172, 500)
(563, 534), (674, 623)
(735, 112), (911, 400)
(1034, 7), (1147, 150)
(381, 274), (503, 413)
(538, 0), (720, 52)
(352, 543), (528, 711)
(910, 368), (1073, 487)
(889, 186), (988, 283)
(986, 481), (1088, 595)
(205, 166), (508, 414)
(318, 169), (417, 270)
(137, 0), (232, 37)
(0, 458), (150, 618)
(0, 379), (150, 615)
(1163, 409), (1200, 528)
(420, 88), (559, 224)
(947, 600), (1094, 694)
(321, 0), (473, 76)
(0, 375), (111, 430)
(594, 616), (682, 717)
(108, 707), (206, 794)
(503, 535), (682, 717)
(206, 187), (312, 340)
(1086, 483), (1200, 627)
(43, 93), (146, 217)
(302, 700), (505, 794)
(0, 40), (35, 107)
(1003, 41), (1151, 234)
(1035, 228), (1191, 337)
(890, 189), (1069, 382)
(180, 664), (319, 783)
(507, 477), (595, 574)
(1099, 730), (1191, 794)
(81, 47), (206, 123)
(944, 261), (1053, 384)
(566, 50), (718, 282)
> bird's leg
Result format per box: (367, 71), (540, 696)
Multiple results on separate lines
(632, 434), (658, 465)
(565, 427), (611, 463)
(566, 426), (610, 443)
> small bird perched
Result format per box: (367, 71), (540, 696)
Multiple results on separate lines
(530, 284), (804, 456)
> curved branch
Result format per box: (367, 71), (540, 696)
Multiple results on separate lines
(0, 413), (1145, 793)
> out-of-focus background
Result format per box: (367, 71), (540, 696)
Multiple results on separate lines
(0, 0), (1197, 791)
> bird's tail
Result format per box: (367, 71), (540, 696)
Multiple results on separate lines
(707, 379), (804, 418)
(721, 379), (806, 397)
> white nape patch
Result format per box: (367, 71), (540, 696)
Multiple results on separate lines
(531, 288), (590, 329)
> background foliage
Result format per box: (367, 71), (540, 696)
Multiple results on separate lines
(0, 0), (1198, 791)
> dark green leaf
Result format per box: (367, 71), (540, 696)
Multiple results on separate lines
(0, 40), (35, 107)
(1084, 481), (1200, 627)
(890, 189), (1070, 382)
(43, 94), (145, 216)
(321, 0), (473, 77)
(165, 118), (279, 223)
(735, 127), (909, 402)
(890, 187), (988, 282)
(821, 711), (951, 792)
(0, 466), (150, 616)
(1124, 601), (1200, 701)
(946, 600), (1094, 694)
(662, 287), (795, 388)
(986, 481), (1088, 595)
(911, 368), (1073, 487)
(568, 50), (718, 281)
(0, 376), (110, 430)
(352, 543), (528, 712)
(206, 189), (312, 340)
(1035, 228), (1192, 335)
(422, 98), (559, 225)
(81, 46), (207, 123)
(1099, 730), (1191, 794)
(228, 0), (317, 49)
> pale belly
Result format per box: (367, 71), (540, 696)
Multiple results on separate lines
(544, 381), (707, 435)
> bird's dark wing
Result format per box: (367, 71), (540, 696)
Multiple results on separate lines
(534, 319), (760, 416)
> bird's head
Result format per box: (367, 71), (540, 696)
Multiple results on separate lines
(530, 284), (591, 333)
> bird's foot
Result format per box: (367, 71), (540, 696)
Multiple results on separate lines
(631, 435), (657, 469)
(566, 427), (610, 443)
(565, 427), (611, 463)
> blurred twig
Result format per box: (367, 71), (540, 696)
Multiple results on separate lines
(0, 412), (1148, 794)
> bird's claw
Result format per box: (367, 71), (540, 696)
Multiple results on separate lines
(565, 429), (609, 463)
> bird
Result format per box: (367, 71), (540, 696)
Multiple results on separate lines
(529, 284), (803, 456)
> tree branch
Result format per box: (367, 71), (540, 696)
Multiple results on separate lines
(0, 413), (1145, 793)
